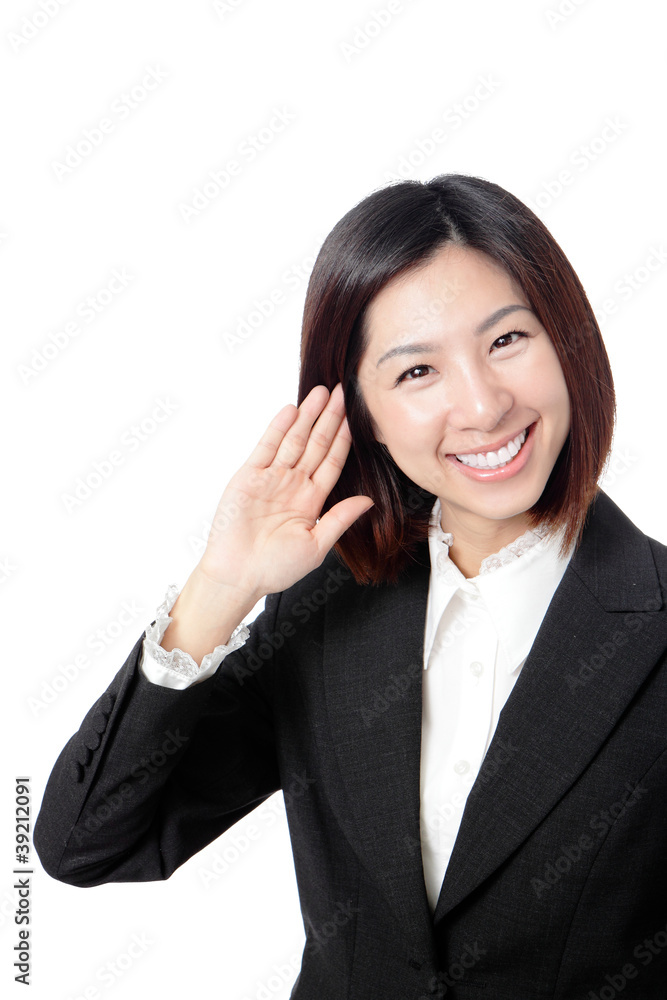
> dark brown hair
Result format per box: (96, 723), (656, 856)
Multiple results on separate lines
(297, 174), (615, 585)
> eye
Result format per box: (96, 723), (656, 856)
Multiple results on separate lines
(394, 364), (436, 386)
(491, 330), (528, 351)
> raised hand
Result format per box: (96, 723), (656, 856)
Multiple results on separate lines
(196, 382), (374, 603)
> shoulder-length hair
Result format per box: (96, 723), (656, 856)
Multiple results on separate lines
(297, 174), (615, 585)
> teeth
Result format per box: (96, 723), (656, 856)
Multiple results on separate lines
(456, 428), (527, 469)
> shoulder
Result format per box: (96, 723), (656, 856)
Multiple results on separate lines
(589, 490), (667, 560)
(264, 543), (430, 632)
(575, 490), (667, 613)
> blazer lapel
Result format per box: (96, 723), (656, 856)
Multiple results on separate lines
(320, 490), (666, 945)
(321, 546), (436, 962)
(433, 490), (666, 922)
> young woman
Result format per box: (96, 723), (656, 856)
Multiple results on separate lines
(35, 175), (667, 999)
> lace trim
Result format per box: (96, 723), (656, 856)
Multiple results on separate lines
(428, 499), (552, 576)
(144, 584), (250, 680)
(477, 524), (550, 574)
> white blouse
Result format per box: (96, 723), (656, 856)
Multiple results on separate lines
(139, 500), (573, 912)
(419, 499), (572, 910)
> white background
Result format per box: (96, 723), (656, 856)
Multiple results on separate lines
(2, 0), (665, 997)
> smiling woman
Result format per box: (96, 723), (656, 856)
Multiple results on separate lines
(35, 175), (667, 999)
(298, 175), (614, 584)
(357, 246), (572, 577)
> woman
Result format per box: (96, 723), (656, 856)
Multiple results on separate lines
(35, 175), (667, 999)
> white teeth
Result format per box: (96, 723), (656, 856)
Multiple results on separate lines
(456, 428), (528, 469)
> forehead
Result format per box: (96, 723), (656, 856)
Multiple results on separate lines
(362, 245), (527, 350)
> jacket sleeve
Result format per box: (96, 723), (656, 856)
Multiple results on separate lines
(33, 591), (283, 888)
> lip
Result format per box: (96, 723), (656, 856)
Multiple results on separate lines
(445, 421), (537, 482)
(447, 425), (530, 458)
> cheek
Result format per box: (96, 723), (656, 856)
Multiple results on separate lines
(372, 397), (442, 451)
(545, 374), (571, 428)
(529, 353), (571, 424)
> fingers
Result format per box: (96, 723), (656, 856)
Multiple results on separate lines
(292, 384), (350, 479)
(245, 384), (352, 493)
(248, 383), (342, 472)
(309, 414), (354, 497)
(245, 386), (328, 470)
(274, 383), (345, 471)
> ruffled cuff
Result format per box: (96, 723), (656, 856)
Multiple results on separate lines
(141, 584), (250, 689)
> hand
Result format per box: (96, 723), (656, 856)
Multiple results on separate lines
(197, 383), (374, 602)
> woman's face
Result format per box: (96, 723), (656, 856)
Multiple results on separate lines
(356, 244), (571, 538)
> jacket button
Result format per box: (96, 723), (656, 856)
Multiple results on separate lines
(91, 712), (108, 734)
(83, 731), (102, 751)
(71, 761), (84, 783)
(98, 693), (114, 714)
(76, 745), (92, 766)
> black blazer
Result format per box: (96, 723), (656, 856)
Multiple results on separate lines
(35, 490), (667, 999)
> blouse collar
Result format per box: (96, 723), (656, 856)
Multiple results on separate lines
(425, 498), (574, 673)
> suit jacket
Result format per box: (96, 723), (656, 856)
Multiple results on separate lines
(34, 489), (667, 999)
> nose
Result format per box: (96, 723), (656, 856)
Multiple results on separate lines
(444, 363), (514, 434)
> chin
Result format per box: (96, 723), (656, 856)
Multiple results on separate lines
(448, 480), (549, 522)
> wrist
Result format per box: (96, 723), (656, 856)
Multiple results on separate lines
(159, 567), (260, 664)
(191, 562), (264, 613)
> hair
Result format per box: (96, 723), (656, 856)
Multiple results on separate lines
(297, 174), (615, 586)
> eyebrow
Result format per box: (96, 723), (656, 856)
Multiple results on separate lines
(475, 304), (533, 335)
(375, 304), (534, 367)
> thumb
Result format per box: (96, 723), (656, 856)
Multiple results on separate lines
(313, 496), (374, 555)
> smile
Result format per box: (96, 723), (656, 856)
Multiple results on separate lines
(455, 428), (528, 469)
(445, 422), (538, 483)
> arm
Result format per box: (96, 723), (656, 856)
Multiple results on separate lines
(34, 589), (284, 887)
(35, 383), (372, 886)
